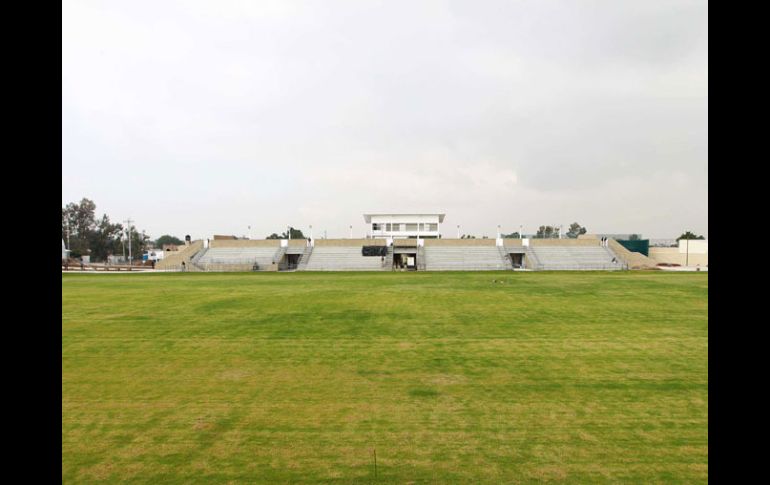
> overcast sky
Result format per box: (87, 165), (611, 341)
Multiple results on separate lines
(62, 0), (707, 240)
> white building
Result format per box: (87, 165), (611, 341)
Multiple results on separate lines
(364, 213), (445, 239)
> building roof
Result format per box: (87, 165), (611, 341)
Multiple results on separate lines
(363, 213), (446, 223)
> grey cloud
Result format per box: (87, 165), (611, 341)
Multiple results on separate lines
(63, 0), (707, 240)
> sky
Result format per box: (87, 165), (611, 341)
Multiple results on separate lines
(62, 0), (708, 240)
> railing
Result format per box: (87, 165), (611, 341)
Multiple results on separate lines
(531, 263), (628, 271)
(156, 259), (276, 272)
(497, 246), (512, 268)
(297, 246), (314, 270)
(273, 246), (288, 269)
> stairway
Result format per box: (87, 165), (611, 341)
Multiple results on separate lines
(524, 247), (542, 270)
(273, 246), (288, 270)
(297, 245), (313, 271)
(497, 246), (512, 269)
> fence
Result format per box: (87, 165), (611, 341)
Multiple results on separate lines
(158, 259), (274, 272)
(530, 263), (629, 271)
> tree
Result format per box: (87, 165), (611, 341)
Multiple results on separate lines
(677, 231), (705, 241)
(124, 226), (150, 263)
(566, 222), (587, 239)
(267, 227), (306, 239)
(155, 235), (184, 247)
(62, 198), (97, 257)
(629, 234), (641, 241)
(501, 232), (520, 238)
(87, 215), (124, 261)
(536, 225), (557, 238)
(460, 234), (476, 239)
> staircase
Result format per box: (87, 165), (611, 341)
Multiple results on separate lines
(497, 246), (512, 269)
(273, 246), (288, 270)
(156, 240), (203, 271)
(297, 245), (313, 271)
(190, 247), (208, 270)
(524, 247), (542, 270)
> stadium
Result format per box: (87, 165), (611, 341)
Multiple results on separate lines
(62, 1), (707, 482)
(142, 213), (706, 273)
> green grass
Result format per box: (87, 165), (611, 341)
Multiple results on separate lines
(62, 271), (708, 483)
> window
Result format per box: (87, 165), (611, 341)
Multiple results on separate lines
(386, 223), (391, 232)
(373, 223), (382, 231)
(427, 223), (438, 231)
(418, 223), (424, 231)
(406, 223), (418, 231)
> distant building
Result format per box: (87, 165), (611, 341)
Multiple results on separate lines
(143, 250), (165, 262)
(364, 213), (445, 239)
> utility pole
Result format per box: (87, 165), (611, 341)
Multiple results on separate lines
(125, 218), (134, 266)
(65, 219), (71, 250)
(686, 237), (689, 267)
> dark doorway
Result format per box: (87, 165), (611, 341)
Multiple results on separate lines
(285, 254), (301, 270)
(393, 253), (417, 271)
(510, 253), (524, 269)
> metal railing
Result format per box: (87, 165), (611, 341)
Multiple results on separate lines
(531, 263), (628, 271)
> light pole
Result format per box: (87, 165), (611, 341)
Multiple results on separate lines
(309, 225), (313, 240)
(248, 225), (251, 240)
(125, 218), (134, 266)
(519, 225), (523, 239)
(349, 225), (353, 239)
(457, 224), (460, 239)
(65, 219), (70, 250)
(686, 237), (689, 267)
(497, 225), (501, 239)
(287, 225), (291, 240)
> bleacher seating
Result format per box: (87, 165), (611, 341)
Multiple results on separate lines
(422, 246), (508, 271)
(529, 246), (624, 270)
(302, 246), (387, 271)
(197, 247), (280, 269)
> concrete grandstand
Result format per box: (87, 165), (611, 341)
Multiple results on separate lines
(154, 213), (659, 272)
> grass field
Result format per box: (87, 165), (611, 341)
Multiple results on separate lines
(62, 271), (708, 483)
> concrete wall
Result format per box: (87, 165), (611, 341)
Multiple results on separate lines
(393, 239), (418, 247)
(649, 248), (708, 266)
(678, 240), (708, 254)
(501, 239), (524, 247)
(530, 238), (600, 247)
(607, 239), (657, 270)
(314, 238), (387, 247)
(209, 239), (281, 248)
(423, 238), (496, 247)
(288, 239), (309, 247)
